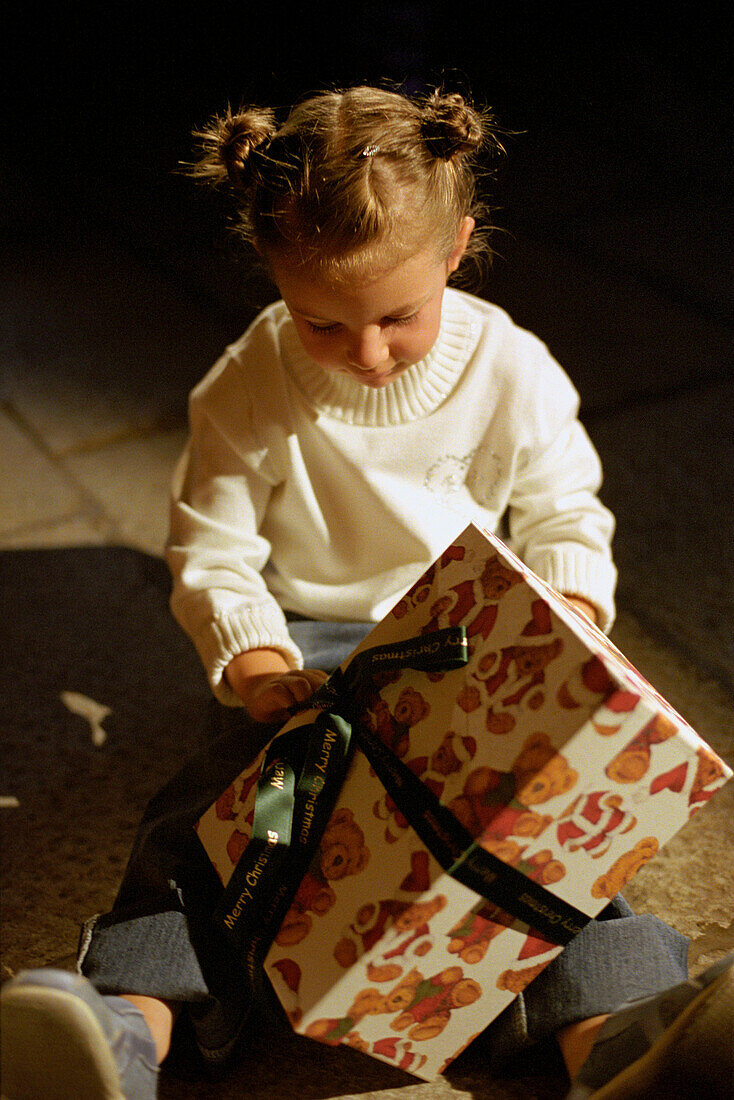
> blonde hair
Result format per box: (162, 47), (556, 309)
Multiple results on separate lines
(187, 85), (503, 282)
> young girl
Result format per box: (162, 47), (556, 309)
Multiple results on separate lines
(2, 85), (730, 1100)
(168, 85), (616, 723)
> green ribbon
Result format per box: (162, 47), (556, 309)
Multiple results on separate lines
(214, 710), (355, 992)
(213, 625), (589, 998)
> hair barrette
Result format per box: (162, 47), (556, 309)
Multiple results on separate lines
(361, 145), (380, 157)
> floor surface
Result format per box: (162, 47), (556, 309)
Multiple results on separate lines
(1, 207), (732, 1098)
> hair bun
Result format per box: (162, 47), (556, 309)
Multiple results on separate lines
(420, 92), (484, 159)
(189, 105), (277, 189)
(218, 108), (277, 187)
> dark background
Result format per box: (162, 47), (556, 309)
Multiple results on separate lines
(5, 2), (732, 334)
(3, 1), (733, 678)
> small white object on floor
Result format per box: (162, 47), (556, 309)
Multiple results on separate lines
(60, 691), (112, 747)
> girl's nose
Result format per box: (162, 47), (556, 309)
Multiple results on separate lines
(346, 326), (390, 371)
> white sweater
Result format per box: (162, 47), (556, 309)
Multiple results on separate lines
(167, 289), (616, 704)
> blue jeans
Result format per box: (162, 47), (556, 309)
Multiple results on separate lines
(78, 619), (689, 1063)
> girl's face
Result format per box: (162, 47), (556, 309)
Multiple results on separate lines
(271, 218), (473, 388)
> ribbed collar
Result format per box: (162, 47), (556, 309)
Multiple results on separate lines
(280, 290), (478, 426)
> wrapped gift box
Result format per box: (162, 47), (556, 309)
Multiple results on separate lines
(195, 522), (731, 1080)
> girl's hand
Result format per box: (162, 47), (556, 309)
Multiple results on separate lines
(563, 595), (599, 626)
(225, 649), (328, 723)
(238, 669), (329, 723)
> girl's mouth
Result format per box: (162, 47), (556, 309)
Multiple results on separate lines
(351, 363), (406, 386)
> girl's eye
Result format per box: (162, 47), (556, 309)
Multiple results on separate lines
(305, 311), (418, 335)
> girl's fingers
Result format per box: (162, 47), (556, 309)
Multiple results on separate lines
(282, 670), (327, 702)
(255, 669), (328, 720)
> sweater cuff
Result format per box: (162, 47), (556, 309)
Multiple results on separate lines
(527, 548), (617, 634)
(194, 604), (304, 706)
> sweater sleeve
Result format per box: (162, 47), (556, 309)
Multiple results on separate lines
(166, 354), (303, 706)
(504, 346), (617, 632)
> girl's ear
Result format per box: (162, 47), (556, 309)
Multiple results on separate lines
(447, 217), (475, 274)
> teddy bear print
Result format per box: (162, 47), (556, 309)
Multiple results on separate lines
(304, 1010), (370, 1047)
(458, 831), (565, 888)
(225, 826), (251, 868)
(334, 894), (447, 973)
(304, 972), (411, 1044)
(591, 836), (659, 899)
(214, 763), (260, 823)
(556, 655), (617, 711)
(365, 686), (431, 761)
(275, 873), (336, 947)
(649, 745), (728, 816)
(605, 713), (678, 784)
(420, 554), (523, 642)
(511, 731), (579, 803)
(449, 732), (578, 846)
(686, 745), (728, 813)
(481, 840), (566, 886)
(276, 807), (369, 946)
(209, 760), (262, 867)
(588, 688), (641, 735)
(476, 638), (564, 734)
(496, 928), (563, 993)
(497, 959), (553, 994)
(391, 545), (467, 620)
(456, 683), (482, 713)
(449, 767), (547, 840)
(373, 730), (477, 842)
(310, 966), (482, 1043)
(555, 792), (637, 858)
(446, 901), (515, 965)
(461, 598), (558, 733)
(334, 900), (409, 969)
(314, 1036), (428, 1077)
(331, 855), (433, 971)
(519, 598), (555, 638)
(305, 992), (431, 1072)
(385, 966), (482, 1041)
(370, 1037), (428, 1075)
(371, 896), (447, 972)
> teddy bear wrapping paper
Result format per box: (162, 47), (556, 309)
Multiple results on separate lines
(195, 522), (731, 1080)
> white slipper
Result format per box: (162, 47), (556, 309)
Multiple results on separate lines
(0, 969), (159, 1100)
